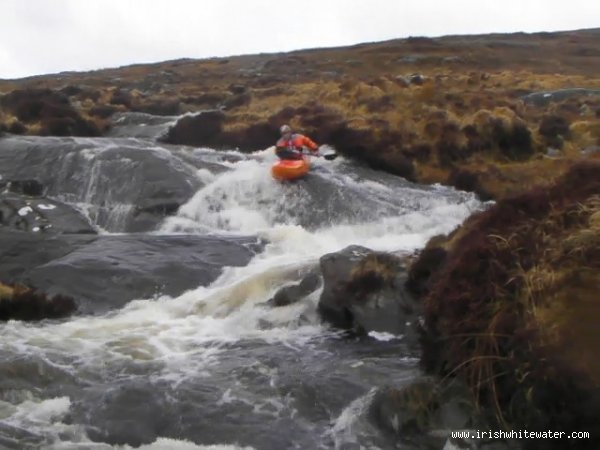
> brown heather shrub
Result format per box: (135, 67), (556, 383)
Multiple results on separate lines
(6, 119), (27, 134)
(349, 81), (385, 107)
(221, 92), (251, 110)
(570, 120), (600, 148)
(90, 104), (120, 118)
(0, 88), (68, 122)
(109, 89), (135, 108)
(365, 94), (394, 113)
(403, 143), (432, 163)
(416, 81), (437, 102)
(420, 160), (600, 442)
(436, 122), (471, 167)
(406, 246), (447, 298)
(447, 168), (493, 201)
(344, 252), (402, 299)
(463, 108), (533, 161)
(0, 282), (77, 321)
(538, 114), (571, 148)
(267, 106), (297, 127)
(184, 92), (227, 106)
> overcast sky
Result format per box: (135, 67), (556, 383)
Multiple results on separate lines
(1, 0), (598, 79)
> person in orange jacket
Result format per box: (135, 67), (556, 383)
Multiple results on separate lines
(275, 124), (319, 160)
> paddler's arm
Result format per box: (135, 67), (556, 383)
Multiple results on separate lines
(300, 135), (319, 152)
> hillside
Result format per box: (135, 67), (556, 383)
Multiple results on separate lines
(1, 28), (599, 199)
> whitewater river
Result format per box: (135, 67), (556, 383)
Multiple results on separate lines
(0, 114), (486, 449)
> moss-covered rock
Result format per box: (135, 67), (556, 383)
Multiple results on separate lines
(0, 282), (76, 321)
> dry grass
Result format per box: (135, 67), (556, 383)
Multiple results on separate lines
(521, 196), (600, 383)
(0, 282), (14, 300)
(419, 162), (600, 438)
(344, 252), (402, 299)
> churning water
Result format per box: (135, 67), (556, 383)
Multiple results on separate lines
(0, 119), (486, 449)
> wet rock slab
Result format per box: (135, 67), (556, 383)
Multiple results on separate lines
(0, 230), (263, 315)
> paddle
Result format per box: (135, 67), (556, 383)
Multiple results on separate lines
(304, 146), (338, 160)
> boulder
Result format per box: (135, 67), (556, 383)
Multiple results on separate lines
(160, 110), (277, 151)
(107, 112), (180, 139)
(317, 246), (419, 339)
(160, 110), (226, 147)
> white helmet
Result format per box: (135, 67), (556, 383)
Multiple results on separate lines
(280, 124), (292, 135)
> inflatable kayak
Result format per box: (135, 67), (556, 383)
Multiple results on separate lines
(271, 157), (311, 181)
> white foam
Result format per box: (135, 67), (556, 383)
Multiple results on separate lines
(132, 439), (255, 450)
(11, 397), (70, 423)
(368, 331), (400, 342)
(330, 389), (378, 449)
(18, 206), (33, 216)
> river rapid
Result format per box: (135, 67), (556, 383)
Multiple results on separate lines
(0, 113), (487, 449)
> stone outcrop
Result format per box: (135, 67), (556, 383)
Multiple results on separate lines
(317, 245), (420, 342)
(160, 110), (226, 147)
(0, 135), (206, 233)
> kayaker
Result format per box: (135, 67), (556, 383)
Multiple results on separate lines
(275, 125), (319, 160)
